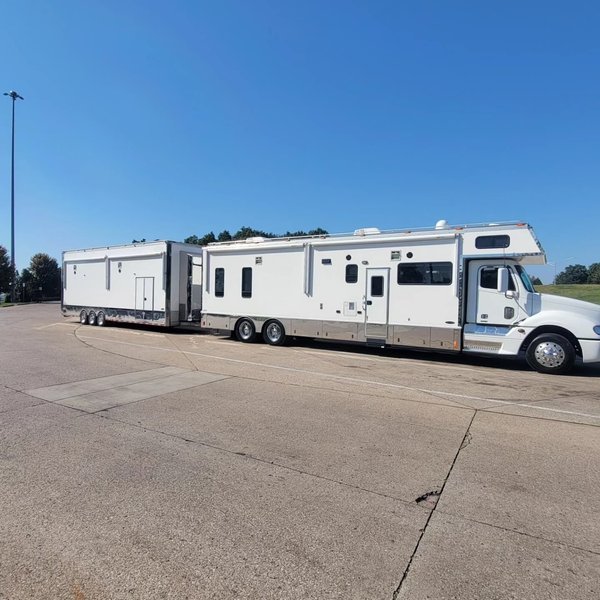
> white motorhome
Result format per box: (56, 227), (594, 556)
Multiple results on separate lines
(62, 241), (203, 327)
(201, 221), (600, 374)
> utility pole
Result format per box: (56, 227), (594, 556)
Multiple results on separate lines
(3, 90), (24, 301)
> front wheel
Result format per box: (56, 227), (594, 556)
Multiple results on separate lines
(526, 333), (575, 374)
(235, 318), (256, 343)
(263, 320), (286, 346)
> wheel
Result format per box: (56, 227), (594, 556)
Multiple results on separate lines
(526, 333), (575, 374)
(235, 318), (256, 343)
(96, 311), (106, 327)
(87, 311), (97, 326)
(263, 320), (286, 346)
(79, 310), (88, 324)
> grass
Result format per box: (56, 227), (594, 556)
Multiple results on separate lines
(536, 284), (600, 305)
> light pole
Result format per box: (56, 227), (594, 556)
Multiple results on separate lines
(3, 90), (24, 302)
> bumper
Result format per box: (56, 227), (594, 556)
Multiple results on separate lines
(580, 339), (600, 364)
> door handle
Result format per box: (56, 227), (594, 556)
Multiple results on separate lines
(366, 300), (372, 305)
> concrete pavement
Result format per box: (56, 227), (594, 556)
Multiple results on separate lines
(1, 304), (599, 599)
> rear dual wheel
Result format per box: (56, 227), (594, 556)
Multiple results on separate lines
(235, 318), (256, 343)
(262, 320), (286, 346)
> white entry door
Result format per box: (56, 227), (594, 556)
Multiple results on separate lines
(365, 268), (390, 339)
(135, 277), (155, 312)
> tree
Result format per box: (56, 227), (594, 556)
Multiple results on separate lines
(587, 263), (600, 284)
(0, 245), (13, 294)
(185, 226), (329, 244)
(555, 264), (589, 285)
(185, 232), (217, 246)
(530, 275), (543, 286)
(27, 253), (62, 300)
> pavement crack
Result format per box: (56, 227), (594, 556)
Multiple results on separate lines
(93, 411), (418, 508)
(392, 410), (477, 600)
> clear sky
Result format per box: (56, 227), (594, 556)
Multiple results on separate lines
(1, 1), (599, 282)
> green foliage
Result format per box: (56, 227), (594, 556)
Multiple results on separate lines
(555, 264), (589, 284)
(185, 232), (217, 246)
(587, 263), (600, 284)
(0, 245), (14, 294)
(536, 284), (600, 305)
(186, 226), (329, 245)
(19, 253), (62, 300)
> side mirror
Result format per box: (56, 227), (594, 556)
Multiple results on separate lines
(497, 267), (509, 293)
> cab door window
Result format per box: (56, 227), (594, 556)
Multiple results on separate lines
(480, 267), (516, 291)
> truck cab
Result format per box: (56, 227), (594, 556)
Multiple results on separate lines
(463, 259), (600, 373)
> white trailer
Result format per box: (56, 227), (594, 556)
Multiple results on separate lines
(201, 221), (600, 374)
(62, 241), (203, 327)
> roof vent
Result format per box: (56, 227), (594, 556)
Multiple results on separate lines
(435, 220), (448, 230)
(244, 237), (265, 243)
(354, 227), (381, 236)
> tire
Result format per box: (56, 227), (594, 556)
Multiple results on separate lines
(235, 318), (256, 343)
(87, 311), (97, 326)
(96, 311), (106, 327)
(526, 333), (575, 374)
(263, 320), (286, 346)
(79, 310), (88, 325)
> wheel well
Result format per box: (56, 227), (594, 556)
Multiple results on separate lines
(521, 326), (582, 357)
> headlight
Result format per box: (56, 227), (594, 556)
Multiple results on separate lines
(594, 326), (600, 335)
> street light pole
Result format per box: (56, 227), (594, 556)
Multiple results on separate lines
(3, 90), (23, 302)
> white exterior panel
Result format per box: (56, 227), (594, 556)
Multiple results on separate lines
(62, 241), (203, 327)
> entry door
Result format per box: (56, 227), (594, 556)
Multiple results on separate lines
(466, 261), (522, 325)
(135, 277), (154, 312)
(186, 256), (203, 320)
(365, 268), (390, 338)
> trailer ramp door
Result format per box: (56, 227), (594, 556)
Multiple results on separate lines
(365, 268), (390, 340)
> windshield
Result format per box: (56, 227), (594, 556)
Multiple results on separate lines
(515, 264), (536, 293)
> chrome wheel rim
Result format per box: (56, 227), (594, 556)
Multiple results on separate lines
(266, 322), (282, 343)
(239, 321), (253, 340)
(534, 342), (566, 368)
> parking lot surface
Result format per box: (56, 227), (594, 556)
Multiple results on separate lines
(1, 303), (599, 599)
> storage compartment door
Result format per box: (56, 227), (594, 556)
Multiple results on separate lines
(135, 277), (155, 313)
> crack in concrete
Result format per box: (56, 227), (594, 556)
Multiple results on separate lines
(392, 411), (477, 600)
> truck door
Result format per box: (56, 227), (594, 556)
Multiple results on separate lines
(135, 277), (155, 313)
(466, 261), (524, 326)
(364, 268), (390, 339)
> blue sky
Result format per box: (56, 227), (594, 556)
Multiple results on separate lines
(1, 1), (599, 282)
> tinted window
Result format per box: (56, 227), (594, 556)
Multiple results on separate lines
(371, 275), (384, 297)
(397, 262), (453, 285)
(345, 264), (358, 283)
(475, 235), (510, 249)
(215, 268), (225, 297)
(241, 267), (252, 298)
(480, 267), (516, 291)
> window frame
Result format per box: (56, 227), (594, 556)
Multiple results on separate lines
(397, 262), (453, 285)
(241, 267), (252, 298)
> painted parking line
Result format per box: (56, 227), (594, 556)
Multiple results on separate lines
(76, 334), (600, 421)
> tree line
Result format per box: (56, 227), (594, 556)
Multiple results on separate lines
(555, 263), (600, 285)
(0, 246), (62, 302)
(184, 226), (328, 246)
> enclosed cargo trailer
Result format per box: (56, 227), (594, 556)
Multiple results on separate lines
(62, 241), (202, 327)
